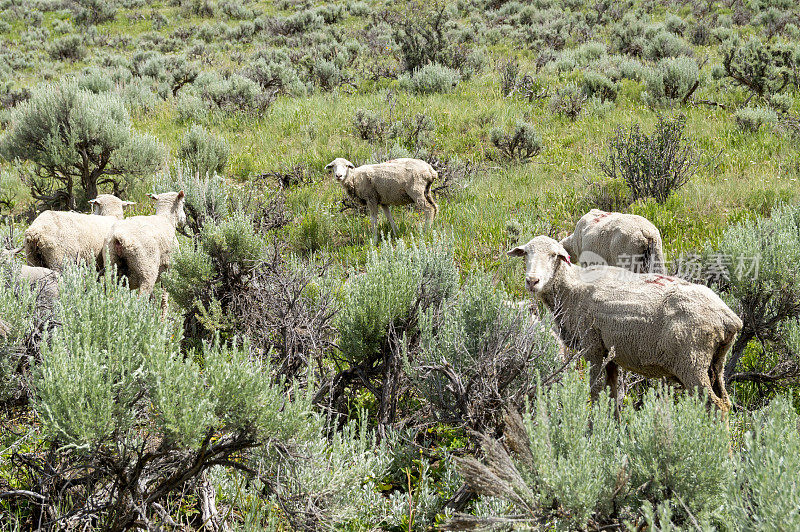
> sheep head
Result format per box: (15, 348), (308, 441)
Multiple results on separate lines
(89, 194), (136, 219)
(149, 190), (187, 228)
(0, 247), (23, 265)
(325, 158), (355, 183)
(508, 236), (571, 294)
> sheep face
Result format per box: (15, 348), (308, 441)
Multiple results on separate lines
(89, 194), (135, 219)
(325, 158), (355, 182)
(0, 247), (23, 263)
(508, 236), (571, 294)
(148, 191), (187, 228)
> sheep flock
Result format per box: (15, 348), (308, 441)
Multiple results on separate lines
(2, 157), (743, 413)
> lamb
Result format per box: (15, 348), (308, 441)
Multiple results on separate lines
(1, 247), (60, 300)
(24, 194), (135, 271)
(560, 209), (665, 274)
(102, 191), (186, 296)
(508, 235), (742, 413)
(325, 157), (438, 243)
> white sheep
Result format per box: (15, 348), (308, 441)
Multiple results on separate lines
(24, 194), (135, 271)
(508, 235), (742, 413)
(1, 247), (60, 300)
(560, 209), (665, 273)
(325, 157), (438, 243)
(102, 191), (186, 296)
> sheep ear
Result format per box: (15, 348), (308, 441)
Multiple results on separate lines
(346, 162), (355, 169)
(507, 247), (526, 258)
(122, 201), (136, 207)
(147, 193), (158, 201)
(177, 190), (185, 200)
(555, 245), (571, 264)
(324, 162), (334, 170)
(88, 198), (96, 204)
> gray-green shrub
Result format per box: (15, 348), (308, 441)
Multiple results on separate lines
(399, 63), (461, 95)
(707, 203), (800, 389)
(644, 57), (700, 105)
(581, 71), (619, 102)
(178, 125), (229, 177)
(455, 373), (733, 529)
(735, 106), (779, 132)
(549, 82), (586, 119)
(0, 79), (165, 209)
(730, 397), (800, 529)
(48, 34), (86, 61)
(490, 121), (542, 162)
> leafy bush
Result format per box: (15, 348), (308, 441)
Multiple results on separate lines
(621, 386), (732, 519)
(353, 108), (387, 142)
(338, 239), (458, 367)
(583, 176), (632, 211)
(178, 125), (229, 177)
(389, 113), (436, 150)
(399, 63), (461, 94)
(707, 203), (800, 392)
(549, 82), (586, 119)
(0, 265), (40, 403)
(410, 273), (562, 432)
(610, 12), (646, 56)
(722, 37), (795, 98)
(73, 0), (117, 25)
(735, 106), (779, 132)
(245, 49), (306, 96)
(490, 121), (542, 162)
(175, 90), (207, 122)
(689, 22), (711, 45)
(664, 14), (686, 36)
(48, 34), (86, 61)
(581, 71), (619, 102)
(196, 72), (272, 113)
(498, 57), (520, 97)
(600, 115), (697, 203)
(644, 30), (692, 61)
(730, 397), (800, 529)
(8, 266), (318, 530)
(454, 374), (733, 529)
(644, 57), (700, 105)
(0, 79), (165, 209)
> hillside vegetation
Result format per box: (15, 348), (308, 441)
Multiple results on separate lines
(1, 0), (800, 529)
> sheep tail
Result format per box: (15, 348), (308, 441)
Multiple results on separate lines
(642, 237), (664, 274)
(425, 174), (439, 218)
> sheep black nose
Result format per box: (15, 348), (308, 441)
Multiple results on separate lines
(526, 277), (539, 291)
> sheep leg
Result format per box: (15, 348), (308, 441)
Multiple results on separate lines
(368, 203), (379, 244)
(381, 205), (399, 236)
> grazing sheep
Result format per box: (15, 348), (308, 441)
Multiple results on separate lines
(24, 194), (135, 271)
(103, 191), (186, 296)
(1, 247), (60, 300)
(325, 157), (438, 243)
(508, 235), (742, 413)
(560, 209), (665, 274)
